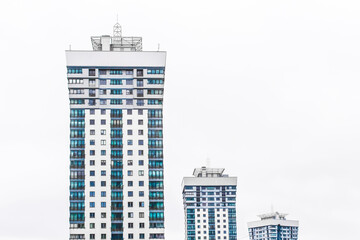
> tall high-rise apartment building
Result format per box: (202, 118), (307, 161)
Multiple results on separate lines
(66, 23), (166, 240)
(182, 167), (237, 240)
(247, 212), (299, 240)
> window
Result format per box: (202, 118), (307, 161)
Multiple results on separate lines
(110, 99), (122, 105)
(139, 201), (144, 207)
(90, 130), (95, 135)
(101, 223), (106, 229)
(127, 119), (132, 125)
(90, 171), (95, 176)
(67, 68), (83, 74)
(101, 234), (106, 239)
(138, 170), (144, 176)
(126, 89), (133, 95)
(128, 181), (133, 187)
(128, 170), (133, 176)
(127, 109), (132, 115)
(101, 160), (106, 166)
(101, 181), (106, 187)
(90, 150), (95, 156)
(128, 234), (134, 239)
(90, 234), (95, 239)
(90, 212), (95, 218)
(128, 223), (133, 228)
(90, 140), (95, 145)
(126, 70), (133, 75)
(126, 99), (133, 105)
(110, 70), (122, 75)
(128, 202), (133, 207)
(128, 191), (133, 197)
(101, 119), (106, 125)
(137, 70), (143, 77)
(110, 89), (122, 95)
(101, 129), (106, 135)
(139, 181), (144, 186)
(90, 181), (95, 187)
(128, 130), (133, 135)
(128, 140), (133, 145)
(127, 150), (133, 156)
(139, 223), (145, 228)
(89, 79), (96, 86)
(90, 191), (95, 197)
(138, 160), (144, 166)
(138, 140), (144, 145)
(101, 150), (106, 156)
(128, 160), (133, 166)
(101, 212), (106, 218)
(126, 79), (133, 85)
(101, 171), (106, 176)
(147, 69), (164, 74)
(99, 89), (107, 95)
(101, 140), (106, 146)
(100, 99), (107, 105)
(68, 78), (84, 84)
(101, 202), (106, 208)
(138, 120), (143, 125)
(139, 191), (144, 197)
(139, 212), (144, 218)
(139, 234), (145, 239)
(138, 150), (144, 156)
(90, 119), (95, 125)
(128, 212), (134, 218)
(138, 130), (143, 135)
(138, 109), (143, 115)
(90, 202), (95, 208)
(101, 109), (106, 115)
(70, 99), (85, 105)
(90, 160), (95, 166)
(99, 79), (107, 85)
(110, 79), (122, 85)
(101, 191), (106, 197)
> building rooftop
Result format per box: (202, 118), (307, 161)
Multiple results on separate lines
(193, 166), (226, 178)
(258, 212), (288, 220)
(91, 22), (142, 52)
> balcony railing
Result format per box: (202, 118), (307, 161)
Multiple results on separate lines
(70, 165), (85, 169)
(70, 196), (85, 200)
(149, 165), (163, 169)
(111, 206), (124, 211)
(70, 175), (85, 180)
(70, 207), (85, 211)
(111, 196), (124, 200)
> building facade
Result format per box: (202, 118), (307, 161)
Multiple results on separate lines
(247, 212), (299, 240)
(182, 167), (237, 240)
(66, 23), (166, 240)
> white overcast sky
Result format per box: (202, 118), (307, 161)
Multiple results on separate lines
(0, 0), (360, 239)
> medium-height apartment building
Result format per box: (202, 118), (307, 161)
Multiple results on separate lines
(182, 167), (237, 240)
(247, 212), (299, 240)
(66, 23), (166, 240)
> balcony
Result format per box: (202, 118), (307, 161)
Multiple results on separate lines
(111, 185), (123, 190)
(111, 227), (124, 231)
(111, 206), (124, 211)
(69, 186), (85, 190)
(70, 196), (85, 200)
(111, 175), (123, 180)
(111, 196), (124, 200)
(70, 165), (85, 169)
(70, 175), (85, 180)
(111, 217), (124, 221)
(70, 207), (85, 211)
(149, 165), (163, 169)
(148, 124), (163, 128)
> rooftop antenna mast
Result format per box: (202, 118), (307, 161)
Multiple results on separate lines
(113, 15), (122, 43)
